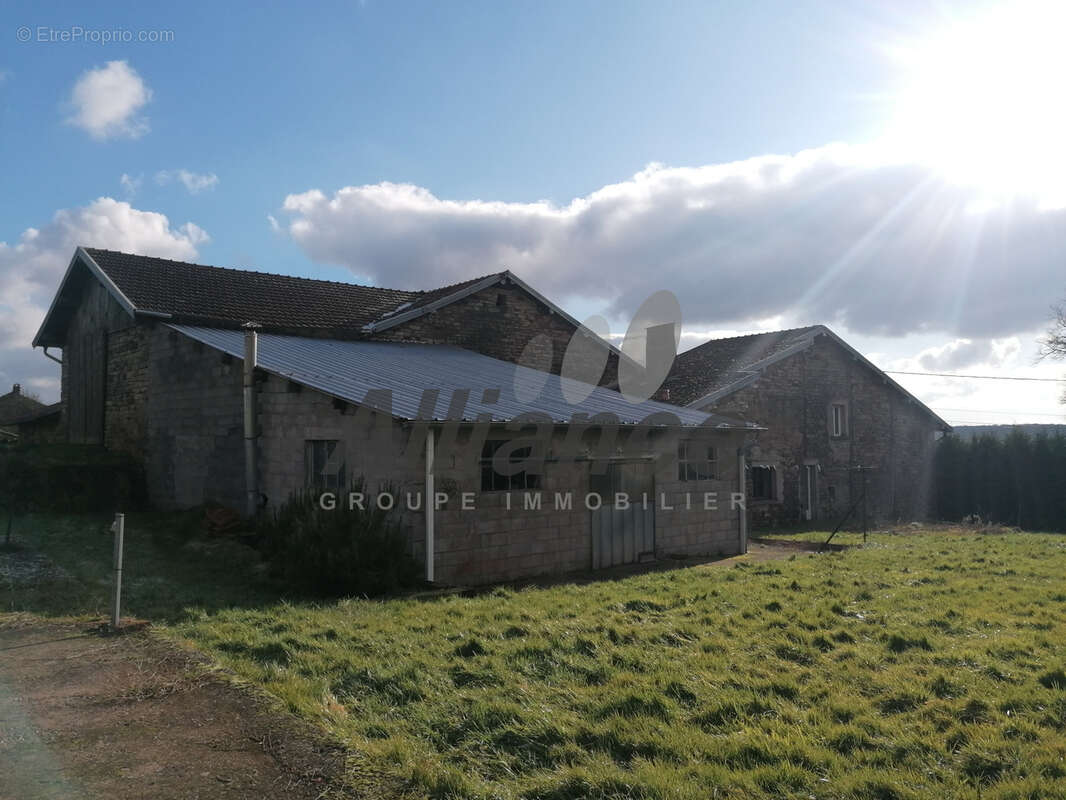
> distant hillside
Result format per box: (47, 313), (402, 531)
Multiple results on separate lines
(951, 423), (1066, 440)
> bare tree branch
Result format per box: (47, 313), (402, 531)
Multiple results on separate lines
(1038, 303), (1066, 361)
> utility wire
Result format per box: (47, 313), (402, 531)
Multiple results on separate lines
(886, 370), (1063, 382)
(934, 407), (1066, 417)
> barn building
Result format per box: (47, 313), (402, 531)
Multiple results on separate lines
(31, 247), (757, 584)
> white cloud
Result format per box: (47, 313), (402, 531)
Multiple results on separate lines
(156, 169), (219, 194)
(66, 61), (152, 140)
(120, 172), (142, 196)
(0, 198), (208, 400)
(915, 338), (1022, 372)
(874, 333), (1066, 424)
(279, 143), (1066, 340)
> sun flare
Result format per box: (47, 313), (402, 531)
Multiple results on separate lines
(885, 1), (1066, 208)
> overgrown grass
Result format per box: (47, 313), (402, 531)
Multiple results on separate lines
(5, 517), (1066, 798)
(1, 512), (278, 620)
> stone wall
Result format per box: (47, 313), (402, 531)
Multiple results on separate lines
(375, 282), (621, 388)
(104, 324), (150, 459)
(704, 334), (941, 527)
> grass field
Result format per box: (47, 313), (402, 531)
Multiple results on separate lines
(4, 515), (1066, 799)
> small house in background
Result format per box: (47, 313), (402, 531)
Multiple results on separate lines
(0, 384), (49, 443)
(661, 325), (951, 527)
(30, 247), (757, 584)
(10, 403), (64, 444)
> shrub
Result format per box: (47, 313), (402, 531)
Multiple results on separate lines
(256, 481), (420, 596)
(0, 444), (145, 515)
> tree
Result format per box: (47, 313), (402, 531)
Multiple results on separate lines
(1040, 303), (1066, 402)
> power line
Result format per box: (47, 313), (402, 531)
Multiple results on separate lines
(934, 407), (1066, 417)
(886, 370), (1064, 382)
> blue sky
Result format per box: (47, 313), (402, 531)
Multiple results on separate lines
(3, 0), (895, 271)
(2, 0), (1065, 424)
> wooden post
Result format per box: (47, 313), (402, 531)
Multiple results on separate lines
(111, 512), (124, 630)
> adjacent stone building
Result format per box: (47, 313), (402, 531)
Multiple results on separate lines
(31, 247), (754, 584)
(661, 326), (951, 527)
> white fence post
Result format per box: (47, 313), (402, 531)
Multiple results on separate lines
(111, 512), (124, 630)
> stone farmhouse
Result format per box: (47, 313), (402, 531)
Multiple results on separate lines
(31, 248), (757, 585)
(660, 326), (951, 528)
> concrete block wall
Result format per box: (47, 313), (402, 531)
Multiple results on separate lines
(254, 380), (745, 585)
(429, 426), (745, 584)
(430, 440), (593, 584)
(653, 429), (747, 558)
(143, 327), (245, 510)
(256, 372), (425, 515)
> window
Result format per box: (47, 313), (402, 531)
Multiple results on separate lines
(305, 440), (346, 490)
(750, 465), (777, 501)
(830, 403), (848, 438)
(480, 439), (542, 491)
(677, 442), (717, 481)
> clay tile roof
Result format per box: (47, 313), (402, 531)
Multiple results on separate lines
(84, 248), (430, 331)
(34, 248), (512, 347)
(662, 326), (822, 406)
(0, 387), (48, 426)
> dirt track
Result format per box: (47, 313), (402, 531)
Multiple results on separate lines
(0, 622), (346, 800)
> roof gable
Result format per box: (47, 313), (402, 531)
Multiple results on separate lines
(663, 326), (820, 406)
(664, 325), (950, 430)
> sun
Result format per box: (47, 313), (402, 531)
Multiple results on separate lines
(884, 1), (1066, 208)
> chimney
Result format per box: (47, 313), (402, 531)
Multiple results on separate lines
(12, 383), (20, 395)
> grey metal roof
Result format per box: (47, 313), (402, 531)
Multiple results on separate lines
(171, 325), (756, 429)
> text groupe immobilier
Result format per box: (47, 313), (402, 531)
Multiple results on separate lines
(318, 491), (747, 512)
